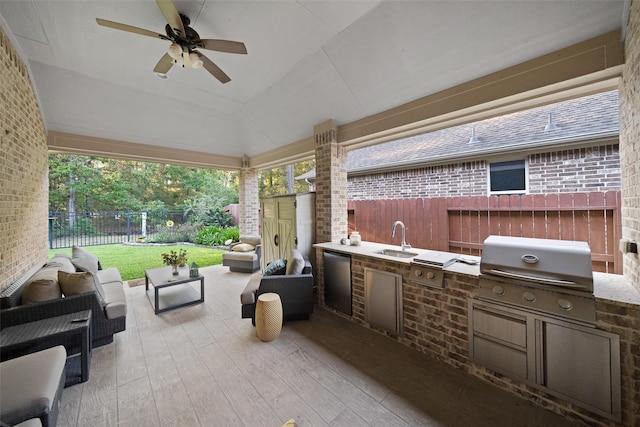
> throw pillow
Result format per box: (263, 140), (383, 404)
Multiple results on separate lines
(71, 246), (100, 274)
(21, 266), (63, 304)
(232, 243), (256, 252)
(47, 254), (76, 273)
(264, 258), (287, 276)
(285, 249), (305, 275)
(58, 270), (106, 305)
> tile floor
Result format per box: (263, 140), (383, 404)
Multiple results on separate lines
(57, 265), (578, 426)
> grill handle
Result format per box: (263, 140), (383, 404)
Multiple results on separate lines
(485, 269), (585, 288)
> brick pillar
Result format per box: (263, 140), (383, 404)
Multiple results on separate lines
(314, 120), (348, 243)
(620, 0), (640, 291)
(238, 156), (260, 236)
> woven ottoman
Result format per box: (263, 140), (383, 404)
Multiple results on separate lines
(255, 293), (283, 342)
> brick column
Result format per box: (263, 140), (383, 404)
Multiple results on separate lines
(314, 120), (348, 244)
(238, 156), (260, 236)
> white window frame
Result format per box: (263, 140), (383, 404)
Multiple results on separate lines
(488, 159), (529, 195)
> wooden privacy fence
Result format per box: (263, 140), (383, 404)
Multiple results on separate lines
(348, 191), (622, 274)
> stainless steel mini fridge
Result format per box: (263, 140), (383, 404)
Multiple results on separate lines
(323, 251), (352, 316)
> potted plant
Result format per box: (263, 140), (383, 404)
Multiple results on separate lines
(161, 250), (180, 275)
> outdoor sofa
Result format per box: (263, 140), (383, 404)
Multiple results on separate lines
(240, 249), (314, 324)
(0, 247), (127, 348)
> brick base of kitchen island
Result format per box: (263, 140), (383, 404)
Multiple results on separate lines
(314, 246), (640, 427)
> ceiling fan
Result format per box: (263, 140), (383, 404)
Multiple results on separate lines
(96, 0), (246, 83)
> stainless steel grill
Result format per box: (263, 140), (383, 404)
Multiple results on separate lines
(478, 236), (596, 324)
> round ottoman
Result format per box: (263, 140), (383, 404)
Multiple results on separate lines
(255, 292), (283, 342)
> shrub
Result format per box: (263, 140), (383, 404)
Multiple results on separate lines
(194, 226), (239, 246)
(151, 223), (197, 243)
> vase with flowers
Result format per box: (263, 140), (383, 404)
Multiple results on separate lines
(161, 250), (180, 275)
(177, 249), (188, 267)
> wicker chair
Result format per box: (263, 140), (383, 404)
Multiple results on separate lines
(240, 260), (313, 325)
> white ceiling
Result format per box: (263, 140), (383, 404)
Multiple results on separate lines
(0, 0), (628, 161)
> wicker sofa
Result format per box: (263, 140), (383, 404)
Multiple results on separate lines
(0, 248), (126, 348)
(240, 249), (314, 324)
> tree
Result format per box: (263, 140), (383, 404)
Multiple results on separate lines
(259, 160), (315, 197)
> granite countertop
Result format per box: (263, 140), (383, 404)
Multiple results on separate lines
(314, 241), (640, 307)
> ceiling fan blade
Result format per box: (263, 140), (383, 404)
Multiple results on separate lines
(96, 18), (165, 40)
(196, 39), (247, 55)
(198, 53), (231, 84)
(153, 53), (175, 74)
(155, 0), (185, 36)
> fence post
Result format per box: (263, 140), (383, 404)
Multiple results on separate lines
(127, 212), (131, 242)
(141, 212), (147, 240)
(48, 216), (54, 249)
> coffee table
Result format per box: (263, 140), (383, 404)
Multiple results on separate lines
(145, 266), (204, 314)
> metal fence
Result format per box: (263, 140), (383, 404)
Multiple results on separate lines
(48, 211), (186, 249)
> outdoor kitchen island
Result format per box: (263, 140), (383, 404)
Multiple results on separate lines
(314, 241), (640, 427)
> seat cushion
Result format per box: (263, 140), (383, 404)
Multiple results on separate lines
(96, 267), (123, 286)
(222, 251), (257, 262)
(47, 254), (76, 273)
(0, 346), (66, 425)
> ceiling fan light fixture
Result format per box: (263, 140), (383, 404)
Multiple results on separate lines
(190, 52), (203, 69)
(155, 72), (168, 79)
(168, 43), (182, 59)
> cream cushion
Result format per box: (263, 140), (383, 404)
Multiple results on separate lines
(240, 235), (261, 246)
(285, 249), (305, 275)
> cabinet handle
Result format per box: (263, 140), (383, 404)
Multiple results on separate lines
(274, 234), (279, 247)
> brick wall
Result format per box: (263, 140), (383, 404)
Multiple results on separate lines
(619, 0), (640, 291)
(347, 145), (620, 200)
(0, 27), (49, 291)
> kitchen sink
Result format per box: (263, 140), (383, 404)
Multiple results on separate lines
(374, 249), (419, 258)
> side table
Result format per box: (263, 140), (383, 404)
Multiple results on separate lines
(0, 310), (92, 387)
(255, 293), (283, 342)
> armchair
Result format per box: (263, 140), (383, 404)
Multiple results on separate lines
(240, 259), (313, 325)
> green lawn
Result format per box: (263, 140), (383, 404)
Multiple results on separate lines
(49, 244), (225, 281)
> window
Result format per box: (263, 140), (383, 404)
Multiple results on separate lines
(488, 159), (527, 195)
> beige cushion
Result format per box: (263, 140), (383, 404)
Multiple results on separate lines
(286, 249), (305, 275)
(232, 243), (255, 252)
(96, 267), (123, 286)
(21, 266), (62, 304)
(47, 254), (76, 273)
(71, 246), (99, 274)
(222, 252), (257, 261)
(102, 282), (127, 318)
(240, 235), (261, 246)
(0, 346), (66, 426)
(58, 270), (106, 304)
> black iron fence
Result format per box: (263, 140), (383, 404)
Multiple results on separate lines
(48, 211), (186, 249)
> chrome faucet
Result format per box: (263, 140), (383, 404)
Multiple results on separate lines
(391, 220), (411, 251)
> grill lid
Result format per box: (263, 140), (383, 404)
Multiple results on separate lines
(480, 236), (593, 292)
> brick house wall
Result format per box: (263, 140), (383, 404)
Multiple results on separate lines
(0, 27), (49, 291)
(620, 0), (640, 292)
(347, 144), (620, 200)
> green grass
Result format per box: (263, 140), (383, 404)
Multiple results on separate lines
(49, 244), (224, 281)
